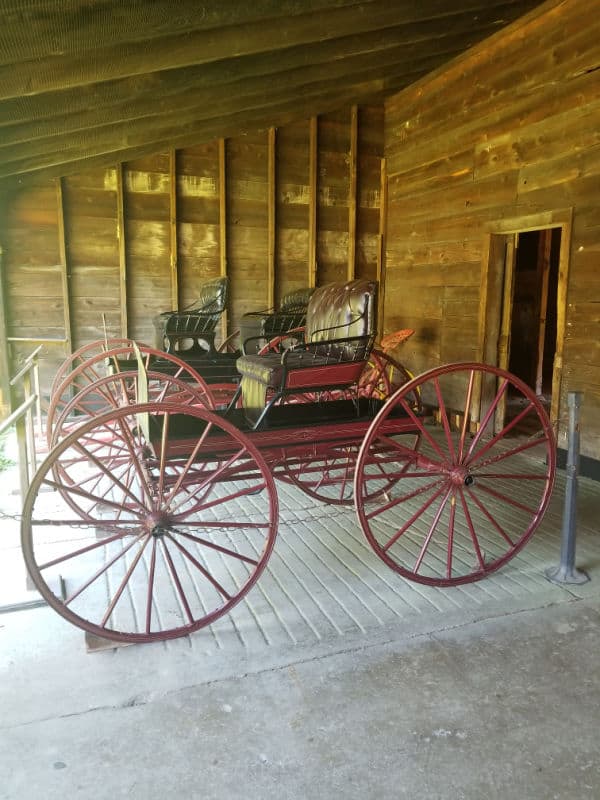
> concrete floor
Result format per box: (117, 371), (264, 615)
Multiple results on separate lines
(1, 458), (599, 799)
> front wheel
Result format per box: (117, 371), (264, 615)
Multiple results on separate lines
(354, 362), (556, 586)
(23, 402), (279, 643)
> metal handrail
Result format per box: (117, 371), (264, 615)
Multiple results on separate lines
(2, 346), (43, 498)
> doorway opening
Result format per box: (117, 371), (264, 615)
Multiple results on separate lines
(480, 212), (571, 437)
(507, 228), (561, 414)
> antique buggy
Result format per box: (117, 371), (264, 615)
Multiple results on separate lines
(22, 279), (556, 644)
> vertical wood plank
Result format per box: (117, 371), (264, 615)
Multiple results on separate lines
(347, 105), (358, 282)
(116, 163), (128, 337)
(169, 148), (179, 311)
(218, 138), (228, 342)
(0, 244), (11, 418)
(267, 127), (276, 309)
(55, 177), (73, 356)
(377, 156), (387, 337)
(308, 116), (318, 288)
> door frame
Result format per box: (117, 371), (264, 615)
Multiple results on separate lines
(477, 207), (573, 431)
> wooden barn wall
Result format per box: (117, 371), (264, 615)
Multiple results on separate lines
(383, 0), (600, 458)
(0, 105), (383, 406)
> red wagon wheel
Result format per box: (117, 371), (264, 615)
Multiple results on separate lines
(217, 329), (241, 354)
(22, 402), (279, 644)
(358, 349), (420, 409)
(354, 362), (556, 586)
(46, 342), (214, 447)
(50, 338), (147, 400)
(282, 350), (421, 505)
(50, 370), (210, 448)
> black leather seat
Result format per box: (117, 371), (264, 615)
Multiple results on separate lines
(235, 278), (378, 427)
(239, 286), (315, 354)
(153, 276), (228, 355)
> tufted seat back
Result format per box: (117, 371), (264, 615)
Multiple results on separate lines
(234, 279), (378, 428)
(306, 279), (377, 345)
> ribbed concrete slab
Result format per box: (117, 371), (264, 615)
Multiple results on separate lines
(182, 467), (598, 656)
(2, 463), (599, 647)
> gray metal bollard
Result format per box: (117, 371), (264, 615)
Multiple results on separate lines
(545, 391), (590, 585)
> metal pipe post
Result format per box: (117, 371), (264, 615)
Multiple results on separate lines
(545, 391), (590, 585)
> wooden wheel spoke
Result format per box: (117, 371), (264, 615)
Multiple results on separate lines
(412, 487), (452, 573)
(37, 528), (131, 570)
(64, 532), (146, 606)
(457, 368), (475, 462)
(433, 376), (457, 461)
(164, 533), (232, 602)
(159, 538), (195, 624)
(42, 477), (145, 518)
(100, 534), (152, 627)
(162, 420), (216, 508)
(145, 539), (158, 634)
(465, 486), (516, 547)
(464, 379), (509, 461)
(458, 488), (487, 571)
(173, 528), (259, 565)
(382, 482), (448, 551)
(467, 400), (539, 466)
(472, 481), (539, 516)
(113, 415), (156, 507)
(71, 439), (146, 510)
(182, 480), (268, 515)
(365, 476), (445, 520)
(398, 397), (447, 460)
(446, 497), (457, 579)
(474, 470), (549, 480)
(472, 434), (550, 470)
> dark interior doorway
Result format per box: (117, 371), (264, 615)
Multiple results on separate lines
(508, 228), (561, 406)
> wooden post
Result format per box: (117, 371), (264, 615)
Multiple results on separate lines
(347, 105), (358, 282)
(218, 138), (228, 342)
(0, 244), (11, 419)
(56, 177), (73, 356)
(377, 156), (387, 338)
(116, 163), (128, 337)
(308, 116), (318, 288)
(267, 127), (276, 309)
(168, 148), (179, 311)
(535, 229), (552, 395)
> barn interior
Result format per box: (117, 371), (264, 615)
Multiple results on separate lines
(1, 1), (600, 797)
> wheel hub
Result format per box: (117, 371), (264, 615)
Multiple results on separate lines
(448, 465), (474, 487)
(144, 511), (172, 536)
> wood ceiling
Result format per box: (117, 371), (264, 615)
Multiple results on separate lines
(0, 0), (548, 183)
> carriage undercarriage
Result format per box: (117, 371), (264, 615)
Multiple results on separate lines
(22, 354), (555, 644)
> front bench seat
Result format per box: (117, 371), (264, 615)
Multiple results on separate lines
(235, 278), (378, 428)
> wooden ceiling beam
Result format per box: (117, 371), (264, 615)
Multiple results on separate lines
(0, 9), (503, 127)
(0, 75), (409, 181)
(0, 37), (474, 149)
(0, 0), (536, 100)
(0, 0), (367, 65)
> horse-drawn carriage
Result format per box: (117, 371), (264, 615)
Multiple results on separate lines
(22, 278), (556, 644)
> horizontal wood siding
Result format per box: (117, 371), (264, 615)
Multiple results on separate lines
(0, 104), (383, 410)
(384, 0), (600, 457)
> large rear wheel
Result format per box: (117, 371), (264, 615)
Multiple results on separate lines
(354, 362), (556, 585)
